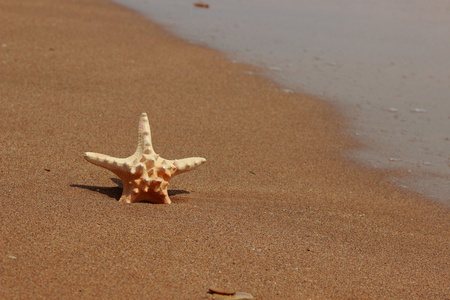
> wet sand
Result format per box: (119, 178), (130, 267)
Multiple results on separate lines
(1, 0), (449, 298)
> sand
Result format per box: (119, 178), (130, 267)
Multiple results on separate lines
(1, 0), (449, 298)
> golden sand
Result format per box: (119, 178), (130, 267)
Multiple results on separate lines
(1, 0), (449, 298)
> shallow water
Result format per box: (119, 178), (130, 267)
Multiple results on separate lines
(113, 0), (450, 203)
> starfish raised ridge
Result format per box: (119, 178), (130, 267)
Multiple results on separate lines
(84, 113), (206, 204)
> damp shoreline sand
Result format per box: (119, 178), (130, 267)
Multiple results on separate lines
(1, 0), (449, 298)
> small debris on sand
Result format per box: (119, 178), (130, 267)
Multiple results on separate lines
(194, 2), (209, 8)
(208, 287), (254, 299)
(209, 286), (236, 295)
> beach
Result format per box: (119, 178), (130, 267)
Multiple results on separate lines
(1, 0), (449, 298)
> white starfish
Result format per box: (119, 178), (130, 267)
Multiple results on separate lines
(84, 113), (206, 204)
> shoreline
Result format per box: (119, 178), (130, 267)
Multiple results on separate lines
(1, 0), (449, 298)
(112, 0), (450, 203)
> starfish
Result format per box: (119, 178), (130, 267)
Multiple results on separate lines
(84, 113), (206, 204)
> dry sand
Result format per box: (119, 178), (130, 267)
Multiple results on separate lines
(1, 0), (449, 298)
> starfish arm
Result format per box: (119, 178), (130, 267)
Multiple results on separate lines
(135, 113), (155, 156)
(84, 152), (139, 174)
(173, 157), (206, 175)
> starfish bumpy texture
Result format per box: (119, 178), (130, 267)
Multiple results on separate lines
(84, 113), (206, 204)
